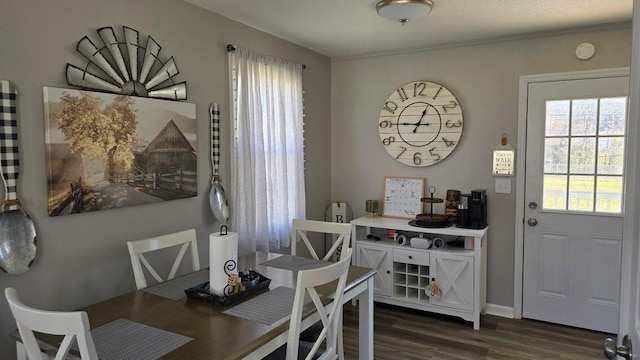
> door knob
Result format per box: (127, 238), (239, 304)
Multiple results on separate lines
(604, 335), (632, 360)
(527, 218), (538, 226)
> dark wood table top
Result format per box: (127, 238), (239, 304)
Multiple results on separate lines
(75, 251), (374, 359)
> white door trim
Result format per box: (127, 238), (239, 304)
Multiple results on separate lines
(618, 2), (640, 347)
(514, 67), (630, 319)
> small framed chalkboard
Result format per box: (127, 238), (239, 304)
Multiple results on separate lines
(382, 176), (426, 219)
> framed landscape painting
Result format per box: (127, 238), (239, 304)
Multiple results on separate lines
(43, 87), (197, 216)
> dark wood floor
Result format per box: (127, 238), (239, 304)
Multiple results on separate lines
(342, 303), (612, 360)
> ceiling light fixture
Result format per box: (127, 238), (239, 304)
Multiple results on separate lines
(376, 0), (434, 25)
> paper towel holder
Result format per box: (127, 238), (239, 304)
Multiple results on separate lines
(220, 225), (228, 235)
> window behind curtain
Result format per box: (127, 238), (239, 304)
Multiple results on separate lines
(229, 47), (306, 255)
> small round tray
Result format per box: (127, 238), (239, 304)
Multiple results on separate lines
(420, 197), (443, 203)
(409, 219), (451, 228)
(416, 213), (448, 221)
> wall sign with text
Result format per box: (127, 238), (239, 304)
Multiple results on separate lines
(493, 149), (515, 176)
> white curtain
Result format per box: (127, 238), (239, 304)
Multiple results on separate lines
(229, 47), (306, 255)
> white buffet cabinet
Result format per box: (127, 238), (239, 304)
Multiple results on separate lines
(351, 216), (488, 330)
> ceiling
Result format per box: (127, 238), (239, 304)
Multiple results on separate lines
(184, 0), (633, 59)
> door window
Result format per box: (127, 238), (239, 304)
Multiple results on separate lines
(542, 97), (626, 213)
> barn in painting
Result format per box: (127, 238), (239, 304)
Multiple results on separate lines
(136, 119), (196, 173)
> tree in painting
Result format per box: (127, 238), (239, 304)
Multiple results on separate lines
(55, 92), (138, 180)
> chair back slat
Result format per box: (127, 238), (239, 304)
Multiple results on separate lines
(126, 228), (200, 289)
(5, 287), (98, 360)
(291, 219), (352, 262)
(286, 248), (353, 360)
(138, 253), (165, 284)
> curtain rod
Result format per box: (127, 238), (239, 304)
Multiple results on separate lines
(226, 44), (306, 70)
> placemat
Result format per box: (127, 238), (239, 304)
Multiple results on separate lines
(83, 318), (192, 360)
(142, 269), (209, 300)
(222, 286), (311, 326)
(260, 255), (328, 272)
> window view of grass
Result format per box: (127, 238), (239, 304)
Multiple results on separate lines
(542, 97), (625, 214)
(543, 175), (622, 212)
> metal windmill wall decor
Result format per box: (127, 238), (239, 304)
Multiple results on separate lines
(66, 26), (187, 100)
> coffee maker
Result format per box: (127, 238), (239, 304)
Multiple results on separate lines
(456, 189), (487, 229)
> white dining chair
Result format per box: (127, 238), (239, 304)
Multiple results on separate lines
(5, 287), (98, 360)
(265, 248), (353, 360)
(291, 219), (352, 262)
(126, 228), (200, 289)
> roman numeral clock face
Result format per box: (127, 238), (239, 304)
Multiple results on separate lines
(379, 81), (463, 167)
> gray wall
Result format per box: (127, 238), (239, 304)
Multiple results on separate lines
(0, 0), (331, 355)
(331, 26), (631, 309)
(0, 0), (632, 355)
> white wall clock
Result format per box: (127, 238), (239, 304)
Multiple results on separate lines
(378, 81), (463, 167)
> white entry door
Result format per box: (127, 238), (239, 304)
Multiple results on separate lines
(522, 75), (629, 334)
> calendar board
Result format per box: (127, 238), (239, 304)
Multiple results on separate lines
(382, 176), (426, 219)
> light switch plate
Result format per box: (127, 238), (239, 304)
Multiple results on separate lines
(495, 178), (511, 194)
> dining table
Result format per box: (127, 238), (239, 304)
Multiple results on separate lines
(11, 251), (376, 359)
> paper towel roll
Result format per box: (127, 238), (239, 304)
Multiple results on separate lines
(209, 230), (238, 296)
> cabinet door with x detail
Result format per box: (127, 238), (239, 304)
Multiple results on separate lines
(356, 242), (393, 296)
(430, 252), (473, 311)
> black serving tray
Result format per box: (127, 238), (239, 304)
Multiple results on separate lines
(409, 219), (451, 229)
(185, 273), (271, 306)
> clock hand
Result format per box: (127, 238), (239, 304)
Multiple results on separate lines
(413, 106), (429, 133)
(399, 105), (432, 128)
(400, 121), (431, 127)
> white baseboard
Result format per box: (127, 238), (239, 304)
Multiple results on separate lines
(485, 303), (514, 318)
